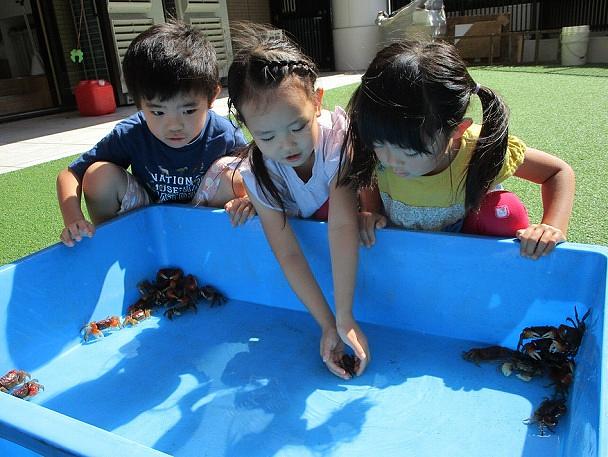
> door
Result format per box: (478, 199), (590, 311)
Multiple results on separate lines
(270, 0), (334, 71)
(0, 0), (56, 117)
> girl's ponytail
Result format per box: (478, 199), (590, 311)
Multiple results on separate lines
(249, 144), (286, 216)
(464, 84), (510, 212)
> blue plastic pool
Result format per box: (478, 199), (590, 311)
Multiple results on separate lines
(0, 205), (606, 457)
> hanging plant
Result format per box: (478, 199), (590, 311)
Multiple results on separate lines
(70, 0), (85, 63)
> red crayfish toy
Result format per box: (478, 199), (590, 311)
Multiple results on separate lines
(0, 369), (30, 391)
(129, 268), (227, 319)
(81, 315), (122, 341)
(0, 369), (43, 400)
(463, 306), (591, 436)
(11, 380), (44, 400)
(123, 308), (152, 327)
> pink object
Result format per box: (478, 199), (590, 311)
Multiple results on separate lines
(312, 199), (329, 221)
(462, 190), (529, 237)
(74, 80), (116, 116)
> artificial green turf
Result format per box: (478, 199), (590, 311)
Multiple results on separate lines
(0, 66), (606, 265)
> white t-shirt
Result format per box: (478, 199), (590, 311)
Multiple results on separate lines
(241, 107), (347, 218)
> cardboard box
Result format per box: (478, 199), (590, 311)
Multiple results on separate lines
(446, 14), (510, 61)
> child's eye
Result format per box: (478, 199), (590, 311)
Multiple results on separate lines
(292, 122), (308, 132)
(151, 111), (164, 116)
(259, 136), (274, 142)
(402, 149), (423, 157)
(184, 109), (198, 115)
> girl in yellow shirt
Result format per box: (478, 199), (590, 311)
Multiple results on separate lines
(339, 40), (575, 259)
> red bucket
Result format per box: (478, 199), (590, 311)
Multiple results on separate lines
(74, 79), (117, 116)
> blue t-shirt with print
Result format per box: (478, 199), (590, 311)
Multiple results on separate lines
(69, 110), (246, 203)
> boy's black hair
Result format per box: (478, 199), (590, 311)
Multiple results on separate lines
(339, 39), (509, 213)
(122, 20), (219, 106)
(226, 22), (318, 218)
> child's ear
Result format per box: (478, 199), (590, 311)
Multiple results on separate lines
(452, 117), (473, 140)
(314, 88), (324, 116)
(208, 84), (222, 108)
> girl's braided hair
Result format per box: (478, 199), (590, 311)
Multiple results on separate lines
(227, 23), (318, 215)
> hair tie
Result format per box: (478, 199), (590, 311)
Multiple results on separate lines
(472, 83), (481, 95)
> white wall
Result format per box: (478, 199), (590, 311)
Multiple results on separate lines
(331, 0), (385, 71)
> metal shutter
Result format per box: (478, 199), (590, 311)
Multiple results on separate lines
(175, 0), (233, 78)
(106, 0), (165, 93)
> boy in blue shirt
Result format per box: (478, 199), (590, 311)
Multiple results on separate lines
(57, 21), (250, 246)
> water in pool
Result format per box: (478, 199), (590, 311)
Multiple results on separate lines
(23, 299), (563, 457)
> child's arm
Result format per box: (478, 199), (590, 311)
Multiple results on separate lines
(204, 166), (255, 226)
(246, 186), (350, 379)
(358, 184), (387, 247)
(514, 147), (575, 259)
(56, 168), (94, 246)
(329, 178), (370, 375)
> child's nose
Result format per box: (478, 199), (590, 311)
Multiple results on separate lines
(280, 133), (297, 149)
(167, 118), (184, 131)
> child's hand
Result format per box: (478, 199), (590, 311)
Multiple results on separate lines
(320, 326), (352, 380)
(60, 219), (95, 247)
(358, 211), (387, 247)
(516, 223), (566, 259)
(224, 197), (255, 227)
(336, 315), (370, 377)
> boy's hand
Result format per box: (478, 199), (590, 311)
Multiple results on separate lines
(320, 326), (351, 380)
(225, 197), (255, 227)
(358, 211), (387, 247)
(516, 223), (565, 259)
(336, 314), (370, 377)
(60, 219), (95, 247)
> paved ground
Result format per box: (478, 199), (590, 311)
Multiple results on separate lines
(0, 72), (362, 175)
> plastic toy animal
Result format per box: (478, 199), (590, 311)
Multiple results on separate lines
(525, 397), (567, 436)
(11, 380), (44, 400)
(462, 345), (519, 366)
(337, 354), (358, 377)
(164, 300), (198, 320)
(556, 307), (591, 356)
(81, 322), (103, 341)
(501, 355), (544, 381)
(547, 360), (575, 395)
(81, 316), (121, 341)
(517, 326), (559, 351)
(0, 369), (30, 391)
(123, 308), (152, 327)
(199, 285), (227, 307)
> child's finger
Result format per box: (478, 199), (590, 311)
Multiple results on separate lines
(349, 338), (367, 361)
(375, 216), (387, 230)
(68, 225), (82, 242)
(78, 222), (94, 237)
(60, 229), (75, 247)
(356, 354), (369, 376)
(235, 205), (251, 226)
(325, 358), (350, 380)
(537, 230), (559, 257)
(359, 230), (369, 247)
(366, 223), (376, 246)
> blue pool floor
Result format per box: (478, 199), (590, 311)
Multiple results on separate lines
(21, 299), (563, 457)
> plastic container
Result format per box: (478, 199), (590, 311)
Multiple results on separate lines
(561, 25), (590, 66)
(0, 205), (607, 456)
(74, 79), (117, 116)
(376, 0), (447, 46)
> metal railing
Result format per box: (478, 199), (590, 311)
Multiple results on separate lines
(390, 0), (608, 32)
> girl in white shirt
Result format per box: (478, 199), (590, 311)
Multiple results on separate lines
(228, 24), (369, 379)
